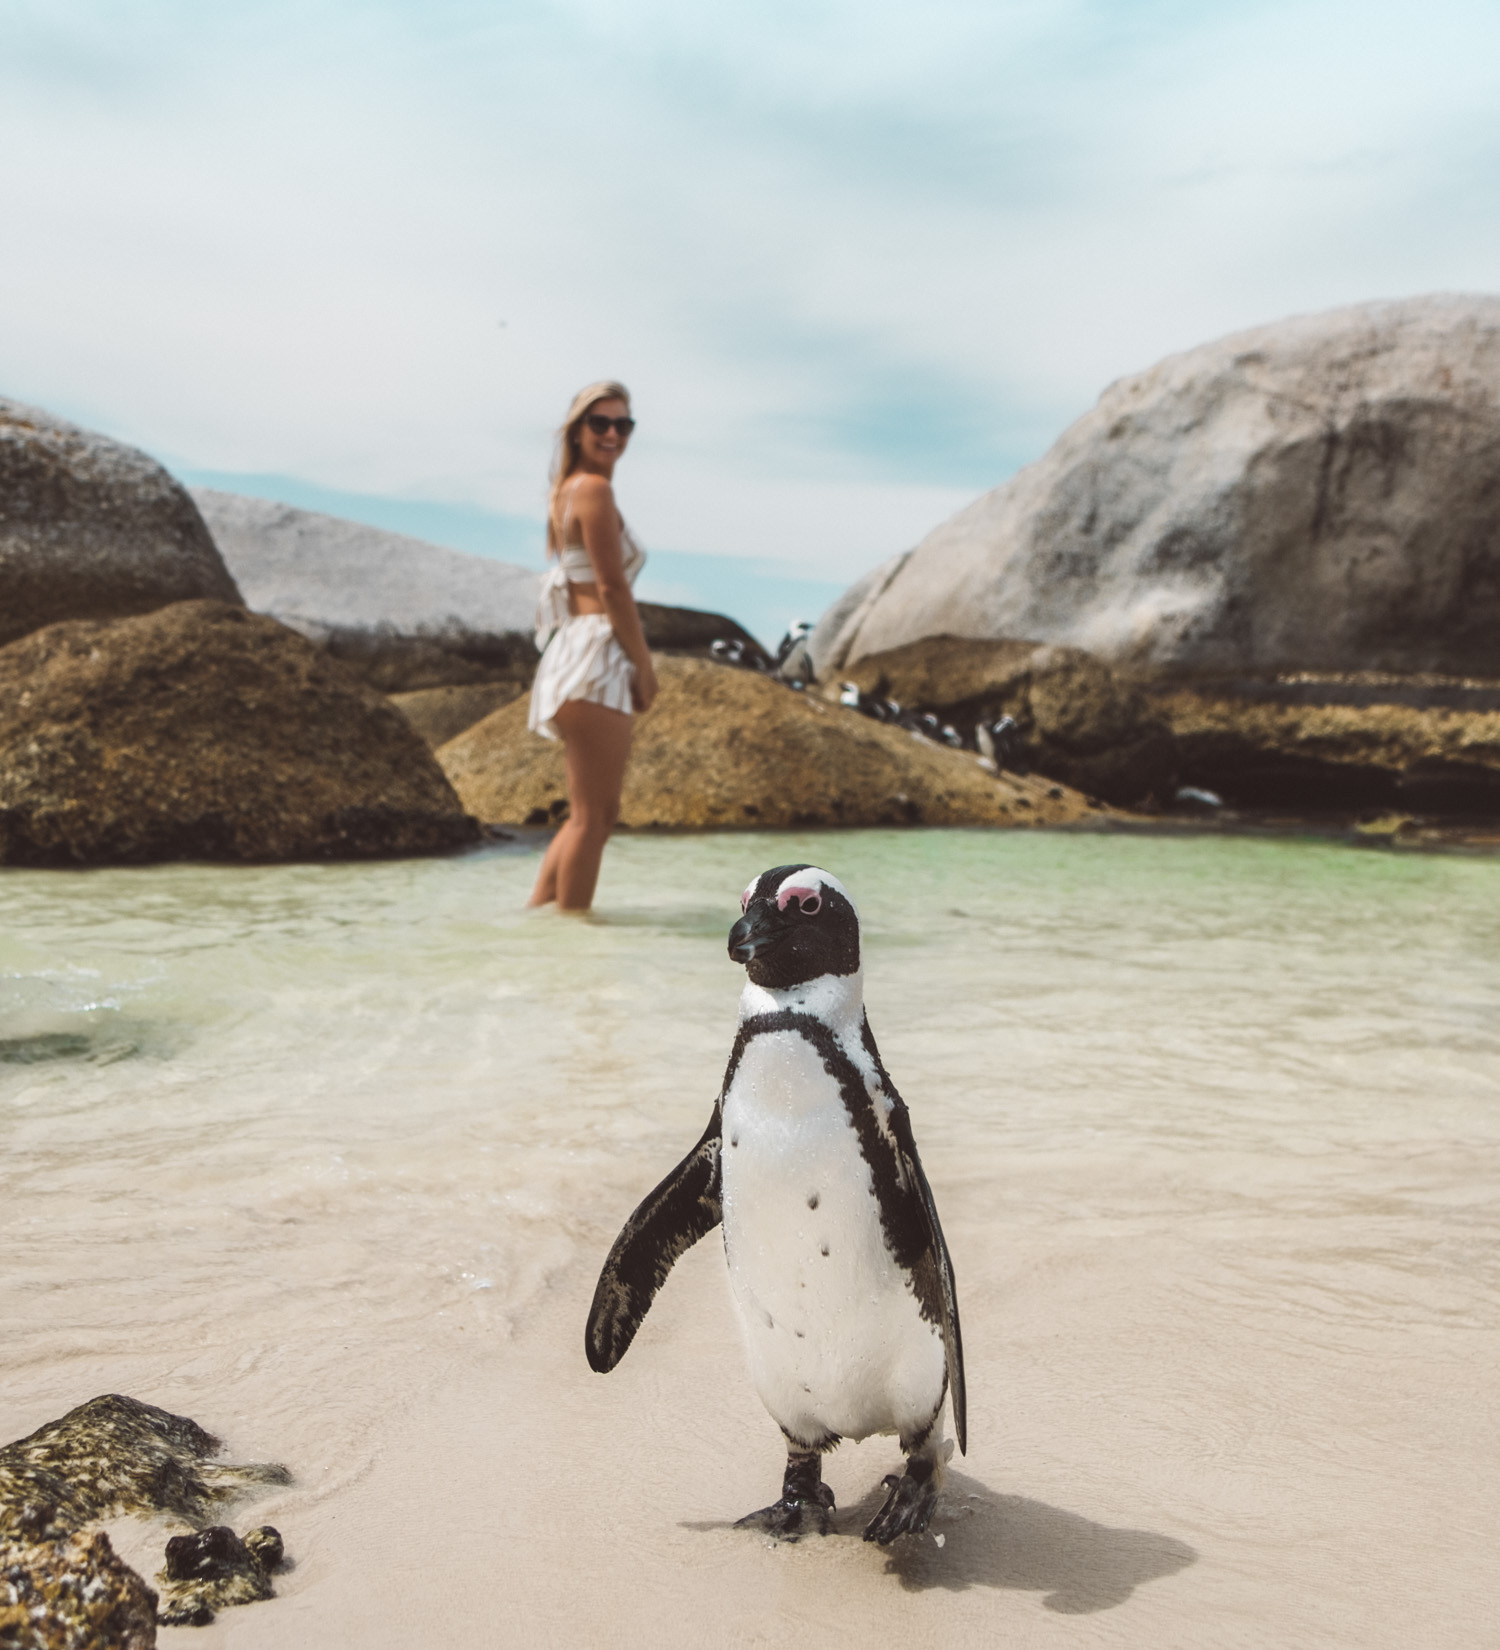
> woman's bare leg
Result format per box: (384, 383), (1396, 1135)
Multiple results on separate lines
(526, 700), (632, 911)
(528, 821), (568, 907)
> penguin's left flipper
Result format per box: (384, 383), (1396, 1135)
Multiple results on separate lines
(585, 1105), (722, 1373)
(885, 1092), (967, 1456)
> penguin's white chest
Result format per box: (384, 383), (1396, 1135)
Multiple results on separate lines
(720, 1025), (945, 1447)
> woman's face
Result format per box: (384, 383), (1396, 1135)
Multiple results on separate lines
(576, 397), (633, 469)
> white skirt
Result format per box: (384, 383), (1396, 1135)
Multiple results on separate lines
(528, 613), (636, 740)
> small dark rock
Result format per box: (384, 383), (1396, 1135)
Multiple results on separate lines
(242, 1526), (284, 1572)
(158, 1525), (276, 1626)
(164, 1526), (248, 1583)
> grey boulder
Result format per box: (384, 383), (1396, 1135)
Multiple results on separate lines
(0, 397), (242, 649)
(192, 490), (542, 692)
(808, 294), (1500, 683)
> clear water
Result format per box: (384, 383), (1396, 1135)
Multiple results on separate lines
(2, 830), (1497, 1641)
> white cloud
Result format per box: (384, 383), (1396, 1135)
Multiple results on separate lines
(1, 0), (1497, 578)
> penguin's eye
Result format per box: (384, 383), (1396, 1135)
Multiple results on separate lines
(776, 884), (821, 916)
(798, 894), (822, 916)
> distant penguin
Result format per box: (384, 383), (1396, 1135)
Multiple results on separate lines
(586, 864), (966, 1543)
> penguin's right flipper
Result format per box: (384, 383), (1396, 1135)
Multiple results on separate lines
(585, 1105), (722, 1373)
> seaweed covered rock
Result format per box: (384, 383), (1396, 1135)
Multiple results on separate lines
(0, 1395), (292, 1642)
(155, 1525), (283, 1627)
(437, 654), (1106, 828)
(1152, 674), (1500, 812)
(809, 296), (1500, 683)
(0, 399), (241, 650)
(0, 1525), (157, 1650)
(0, 600), (479, 865)
(0, 1395), (289, 1533)
(838, 636), (1179, 807)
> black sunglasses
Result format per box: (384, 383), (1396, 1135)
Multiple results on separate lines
(584, 413), (635, 437)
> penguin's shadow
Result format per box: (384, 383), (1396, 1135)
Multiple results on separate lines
(867, 1472), (1196, 1611)
(685, 1471), (1196, 1614)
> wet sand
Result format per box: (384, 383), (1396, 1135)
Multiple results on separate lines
(2, 831), (1497, 1645)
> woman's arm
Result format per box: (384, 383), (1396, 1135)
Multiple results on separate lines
(570, 475), (659, 712)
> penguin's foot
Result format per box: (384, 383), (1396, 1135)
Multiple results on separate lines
(863, 1454), (938, 1545)
(734, 1447), (835, 1542)
(733, 1485), (835, 1542)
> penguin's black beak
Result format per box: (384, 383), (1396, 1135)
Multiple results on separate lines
(728, 901), (786, 965)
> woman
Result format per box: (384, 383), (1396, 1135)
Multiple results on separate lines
(527, 381), (659, 911)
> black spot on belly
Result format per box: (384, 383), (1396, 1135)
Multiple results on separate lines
(730, 1136), (738, 1148)
(820, 1244), (830, 1257)
(795, 1329), (805, 1339)
(807, 1192), (819, 1210)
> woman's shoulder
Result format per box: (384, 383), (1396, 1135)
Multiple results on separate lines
(567, 472), (614, 506)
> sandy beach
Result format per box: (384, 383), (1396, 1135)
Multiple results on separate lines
(3, 830), (1497, 1646)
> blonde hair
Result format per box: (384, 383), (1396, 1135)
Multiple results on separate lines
(547, 380), (631, 551)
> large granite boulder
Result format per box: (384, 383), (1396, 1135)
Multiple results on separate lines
(808, 295), (1500, 683)
(192, 490), (541, 692)
(194, 490), (774, 688)
(0, 399), (241, 649)
(0, 600), (479, 865)
(437, 655), (1108, 829)
(837, 636), (1179, 807)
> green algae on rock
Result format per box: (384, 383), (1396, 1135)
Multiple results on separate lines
(0, 600), (480, 866)
(0, 1396), (292, 1640)
(0, 1524), (157, 1650)
(438, 653), (1112, 829)
(155, 1525), (284, 1628)
(0, 1396), (288, 1531)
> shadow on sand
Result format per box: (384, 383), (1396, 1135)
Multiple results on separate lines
(687, 1469), (1196, 1616)
(849, 1470), (1197, 1612)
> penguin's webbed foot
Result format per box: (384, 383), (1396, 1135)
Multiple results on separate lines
(734, 1483), (835, 1542)
(735, 1447), (835, 1542)
(863, 1456), (938, 1545)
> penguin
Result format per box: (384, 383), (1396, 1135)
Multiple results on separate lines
(586, 863), (966, 1544)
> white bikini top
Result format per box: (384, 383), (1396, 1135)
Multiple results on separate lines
(534, 482), (647, 646)
(555, 526), (645, 585)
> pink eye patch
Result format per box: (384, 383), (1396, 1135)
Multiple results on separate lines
(776, 885), (822, 915)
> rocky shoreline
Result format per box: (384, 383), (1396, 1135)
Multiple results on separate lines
(437, 654), (1112, 830)
(0, 1395), (290, 1646)
(6, 293), (1500, 867)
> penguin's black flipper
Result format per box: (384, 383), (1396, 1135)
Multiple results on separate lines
(585, 1105), (723, 1374)
(886, 1094), (967, 1457)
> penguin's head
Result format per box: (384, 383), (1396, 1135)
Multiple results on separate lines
(728, 865), (859, 987)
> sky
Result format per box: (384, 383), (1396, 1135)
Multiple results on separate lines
(4, 0), (1499, 643)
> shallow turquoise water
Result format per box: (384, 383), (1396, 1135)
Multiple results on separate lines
(2, 828), (1498, 1615)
